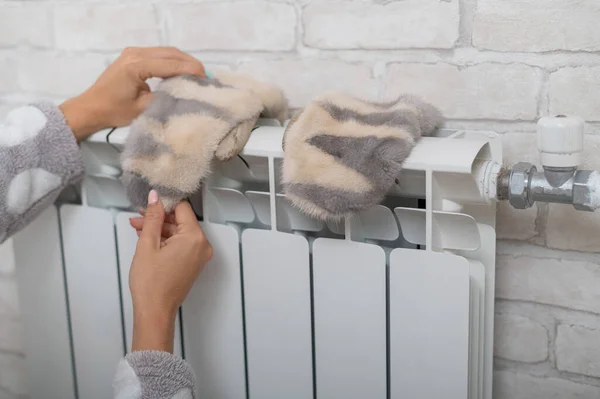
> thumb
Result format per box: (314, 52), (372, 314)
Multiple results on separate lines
(139, 189), (165, 249)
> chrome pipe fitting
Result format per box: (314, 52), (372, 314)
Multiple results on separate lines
(498, 115), (600, 212)
(498, 164), (598, 211)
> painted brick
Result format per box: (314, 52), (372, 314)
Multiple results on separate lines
(0, 3), (52, 48)
(0, 56), (18, 93)
(238, 59), (376, 108)
(549, 67), (600, 122)
(16, 53), (106, 97)
(54, 4), (160, 51)
(303, 0), (459, 49)
(166, 2), (296, 51)
(496, 201), (538, 241)
(384, 63), (542, 120)
(494, 314), (548, 363)
(494, 371), (600, 399)
(496, 255), (600, 314)
(546, 135), (600, 252)
(501, 133), (539, 167)
(556, 324), (600, 378)
(473, 0), (600, 52)
(496, 133), (539, 240)
(546, 205), (600, 252)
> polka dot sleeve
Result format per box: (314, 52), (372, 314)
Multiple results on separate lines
(0, 102), (84, 243)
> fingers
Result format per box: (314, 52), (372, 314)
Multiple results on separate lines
(136, 47), (203, 67)
(129, 217), (143, 229)
(119, 46), (206, 81)
(135, 199), (203, 246)
(136, 58), (205, 81)
(173, 201), (206, 235)
(164, 201), (212, 261)
(129, 217), (177, 238)
(138, 209), (176, 224)
(122, 46), (200, 65)
(173, 201), (198, 225)
(136, 229), (168, 245)
(138, 190), (166, 249)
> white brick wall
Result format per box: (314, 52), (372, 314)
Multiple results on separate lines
(473, 0), (600, 52)
(494, 314), (548, 363)
(556, 325), (600, 378)
(0, 55), (19, 94)
(54, 4), (161, 51)
(494, 371), (600, 399)
(165, 2), (297, 51)
(16, 52), (107, 98)
(303, 1), (460, 49)
(384, 63), (543, 120)
(238, 58), (377, 107)
(496, 255), (600, 314)
(0, 3), (52, 48)
(2, 0), (600, 397)
(549, 67), (600, 121)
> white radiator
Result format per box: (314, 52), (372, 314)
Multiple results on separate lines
(12, 121), (501, 399)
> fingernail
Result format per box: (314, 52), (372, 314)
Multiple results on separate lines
(148, 189), (158, 205)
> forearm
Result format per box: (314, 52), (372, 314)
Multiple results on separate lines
(131, 307), (177, 354)
(60, 92), (106, 142)
(0, 102), (85, 243)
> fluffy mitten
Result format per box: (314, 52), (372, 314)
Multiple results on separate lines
(282, 92), (443, 220)
(121, 72), (288, 211)
(212, 70), (289, 125)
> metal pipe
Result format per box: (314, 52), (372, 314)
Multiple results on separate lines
(497, 114), (600, 212)
(530, 170), (573, 205)
(497, 163), (600, 211)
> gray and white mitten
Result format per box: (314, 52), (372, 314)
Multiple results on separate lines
(121, 71), (288, 211)
(282, 92), (443, 220)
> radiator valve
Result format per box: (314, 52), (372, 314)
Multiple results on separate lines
(498, 115), (600, 211)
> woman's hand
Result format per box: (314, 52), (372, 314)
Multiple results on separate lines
(129, 190), (212, 353)
(59, 46), (206, 142)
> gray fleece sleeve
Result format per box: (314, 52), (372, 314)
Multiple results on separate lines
(114, 351), (196, 399)
(0, 102), (84, 243)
